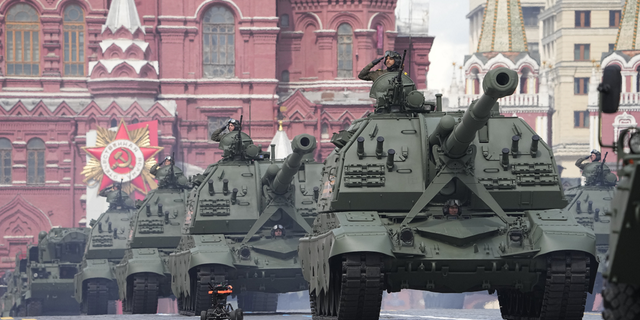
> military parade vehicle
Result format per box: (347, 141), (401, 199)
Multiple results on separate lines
(299, 62), (598, 320)
(114, 158), (191, 314)
(1, 254), (27, 317)
(2, 227), (90, 316)
(74, 183), (136, 315)
(564, 152), (617, 311)
(169, 125), (322, 316)
(596, 66), (640, 320)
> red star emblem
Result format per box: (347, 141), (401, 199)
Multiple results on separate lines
(83, 120), (162, 193)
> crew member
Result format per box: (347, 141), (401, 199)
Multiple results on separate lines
(443, 199), (461, 217)
(211, 119), (241, 142)
(271, 225), (285, 238)
(150, 156), (173, 176)
(575, 149), (601, 170)
(358, 50), (402, 82)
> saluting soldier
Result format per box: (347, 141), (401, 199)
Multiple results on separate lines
(358, 50), (403, 82)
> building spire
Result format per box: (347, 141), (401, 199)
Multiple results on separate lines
(476, 0), (527, 52)
(615, 0), (640, 50)
(102, 0), (144, 34)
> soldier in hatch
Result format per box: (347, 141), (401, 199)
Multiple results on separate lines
(443, 199), (461, 217)
(358, 50), (402, 82)
(575, 149), (602, 170)
(271, 225), (285, 238)
(150, 155), (188, 188)
(211, 119), (241, 142)
(99, 184), (135, 209)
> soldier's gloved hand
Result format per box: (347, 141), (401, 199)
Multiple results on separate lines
(372, 56), (384, 65)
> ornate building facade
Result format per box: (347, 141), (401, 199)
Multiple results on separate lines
(453, 0), (551, 145)
(0, 0), (433, 274)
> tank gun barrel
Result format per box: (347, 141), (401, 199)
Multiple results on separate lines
(271, 134), (317, 194)
(442, 68), (518, 158)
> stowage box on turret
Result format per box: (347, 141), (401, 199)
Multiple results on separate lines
(74, 185), (136, 315)
(114, 162), (191, 314)
(3, 228), (90, 317)
(169, 130), (322, 316)
(299, 66), (598, 320)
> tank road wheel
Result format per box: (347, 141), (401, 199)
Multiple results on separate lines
(237, 292), (278, 312)
(85, 280), (109, 315)
(602, 282), (640, 320)
(312, 253), (384, 320)
(498, 252), (591, 320)
(26, 299), (42, 316)
(131, 273), (159, 314)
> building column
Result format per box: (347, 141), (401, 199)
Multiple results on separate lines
(353, 29), (375, 77)
(314, 30), (336, 80)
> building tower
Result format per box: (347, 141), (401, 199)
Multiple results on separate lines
(539, 0), (622, 177)
(455, 0), (551, 144)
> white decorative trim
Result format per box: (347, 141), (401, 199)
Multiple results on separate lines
(238, 27), (280, 31)
(303, 12), (323, 30)
(12, 164), (26, 168)
(45, 180), (60, 184)
(156, 26), (199, 30)
(368, 12), (380, 30)
(3, 235), (34, 239)
(12, 181), (27, 184)
(196, 106), (243, 109)
(2, 87), (44, 92)
(46, 164), (59, 168)
(100, 39), (150, 54)
(194, 0), (244, 19)
(159, 78), (278, 83)
(354, 29), (375, 33)
(89, 60), (159, 75)
(0, 92), (92, 98)
(158, 94), (277, 100)
(45, 141), (69, 145)
(12, 141), (26, 145)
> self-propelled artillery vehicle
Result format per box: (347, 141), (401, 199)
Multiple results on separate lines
(1, 254), (27, 317)
(595, 66), (640, 320)
(74, 184), (136, 315)
(299, 65), (598, 320)
(4, 227), (90, 316)
(169, 129), (321, 315)
(114, 161), (191, 314)
(564, 155), (617, 311)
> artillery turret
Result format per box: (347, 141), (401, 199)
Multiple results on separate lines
(300, 67), (598, 320)
(74, 186), (135, 315)
(169, 133), (321, 315)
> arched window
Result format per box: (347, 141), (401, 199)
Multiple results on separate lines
(470, 68), (480, 94)
(280, 70), (290, 82)
(321, 123), (330, 139)
(110, 119), (118, 128)
(0, 138), (12, 184)
(342, 121), (351, 130)
(5, 4), (40, 76)
(27, 138), (45, 185)
(337, 24), (353, 78)
(520, 68), (531, 94)
(131, 118), (139, 124)
(636, 66), (640, 93)
(63, 5), (85, 76)
(203, 6), (235, 78)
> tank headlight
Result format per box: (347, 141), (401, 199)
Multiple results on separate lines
(508, 229), (523, 245)
(400, 227), (414, 246)
(630, 132), (640, 154)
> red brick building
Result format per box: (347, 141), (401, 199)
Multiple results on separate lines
(0, 0), (433, 274)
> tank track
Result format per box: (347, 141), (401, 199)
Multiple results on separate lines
(602, 282), (640, 320)
(130, 273), (159, 314)
(178, 266), (226, 316)
(498, 251), (591, 320)
(26, 299), (42, 316)
(85, 280), (109, 315)
(312, 253), (384, 320)
(237, 292), (278, 312)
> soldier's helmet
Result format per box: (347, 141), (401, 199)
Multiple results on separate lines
(164, 156), (174, 165)
(271, 224), (286, 237)
(590, 149), (602, 161)
(384, 50), (402, 71)
(442, 199), (462, 214)
(227, 119), (241, 131)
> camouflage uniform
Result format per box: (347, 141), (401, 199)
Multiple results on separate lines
(151, 164), (189, 188)
(575, 156), (594, 170)
(210, 127), (227, 142)
(99, 187), (135, 209)
(358, 62), (388, 82)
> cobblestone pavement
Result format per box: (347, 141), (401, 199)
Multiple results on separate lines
(0, 310), (605, 320)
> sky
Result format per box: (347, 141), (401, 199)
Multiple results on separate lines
(425, 0), (469, 94)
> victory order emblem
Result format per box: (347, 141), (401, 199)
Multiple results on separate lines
(82, 120), (163, 194)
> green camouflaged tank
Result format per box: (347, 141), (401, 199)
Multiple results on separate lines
(74, 187), (136, 315)
(114, 164), (191, 314)
(169, 131), (322, 316)
(299, 68), (598, 320)
(1, 254), (27, 317)
(3, 228), (90, 316)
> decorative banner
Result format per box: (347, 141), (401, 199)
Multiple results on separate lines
(82, 120), (163, 194)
